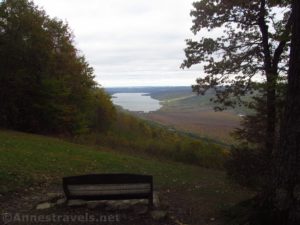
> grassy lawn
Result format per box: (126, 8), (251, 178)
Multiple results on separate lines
(0, 129), (251, 220)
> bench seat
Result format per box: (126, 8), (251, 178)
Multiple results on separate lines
(63, 173), (153, 206)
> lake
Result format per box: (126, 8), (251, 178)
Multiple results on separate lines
(111, 93), (161, 113)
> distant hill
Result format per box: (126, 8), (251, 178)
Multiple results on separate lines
(105, 86), (192, 96)
(106, 86), (252, 143)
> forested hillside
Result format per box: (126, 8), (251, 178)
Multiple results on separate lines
(0, 0), (115, 135)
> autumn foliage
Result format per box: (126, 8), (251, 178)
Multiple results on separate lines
(0, 0), (115, 135)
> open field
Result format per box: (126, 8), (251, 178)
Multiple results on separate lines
(144, 109), (240, 143)
(145, 94), (241, 143)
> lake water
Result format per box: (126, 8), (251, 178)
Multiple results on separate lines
(112, 93), (161, 113)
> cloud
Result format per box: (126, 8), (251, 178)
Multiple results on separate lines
(34, 0), (199, 86)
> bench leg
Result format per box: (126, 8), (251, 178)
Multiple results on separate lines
(149, 196), (154, 209)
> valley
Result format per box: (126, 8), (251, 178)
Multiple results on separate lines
(106, 86), (246, 143)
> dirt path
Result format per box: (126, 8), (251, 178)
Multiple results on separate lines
(0, 185), (224, 225)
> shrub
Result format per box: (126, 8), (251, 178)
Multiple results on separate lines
(225, 144), (267, 190)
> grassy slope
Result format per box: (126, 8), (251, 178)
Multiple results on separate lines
(0, 130), (248, 200)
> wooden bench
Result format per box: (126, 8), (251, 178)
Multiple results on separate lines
(63, 173), (153, 207)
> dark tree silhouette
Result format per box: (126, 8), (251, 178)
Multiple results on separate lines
(268, 0), (300, 224)
(182, 0), (292, 158)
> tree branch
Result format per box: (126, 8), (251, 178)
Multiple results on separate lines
(272, 14), (292, 70)
(258, 0), (272, 74)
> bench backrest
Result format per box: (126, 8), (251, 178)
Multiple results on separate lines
(63, 174), (153, 205)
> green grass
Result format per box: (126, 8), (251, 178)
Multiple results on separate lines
(0, 130), (241, 195)
(0, 129), (253, 224)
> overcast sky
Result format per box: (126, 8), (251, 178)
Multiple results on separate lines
(33, 0), (202, 87)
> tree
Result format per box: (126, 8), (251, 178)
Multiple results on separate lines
(183, 1), (300, 223)
(181, 0), (292, 157)
(90, 87), (116, 132)
(226, 83), (286, 190)
(0, 0), (115, 134)
(266, 0), (300, 223)
(0, 0), (51, 131)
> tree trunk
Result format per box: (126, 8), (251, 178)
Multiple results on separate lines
(258, 0), (277, 159)
(269, 0), (300, 224)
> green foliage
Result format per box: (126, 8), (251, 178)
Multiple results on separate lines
(226, 85), (286, 189)
(0, 0), (115, 135)
(75, 111), (227, 169)
(182, 0), (291, 109)
(89, 88), (116, 132)
(182, 0), (293, 193)
(225, 145), (267, 190)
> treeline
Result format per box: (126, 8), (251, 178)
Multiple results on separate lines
(0, 0), (115, 134)
(75, 111), (227, 169)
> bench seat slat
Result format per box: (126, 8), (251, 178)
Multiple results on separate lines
(69, 189), (151, 195)
(68, 183), (150, 191)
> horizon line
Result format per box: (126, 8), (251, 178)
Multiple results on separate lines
(103, 85), (192, 88)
